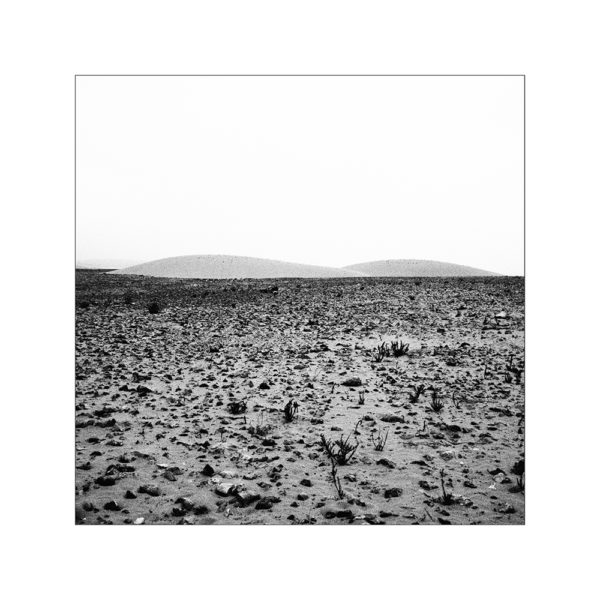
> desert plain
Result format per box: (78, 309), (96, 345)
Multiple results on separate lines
(75, 270), (524, 525)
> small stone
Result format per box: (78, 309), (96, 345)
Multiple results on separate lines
(134, 517), (145, 525)
(342, 377), (362, 387)
(124, 490), (137, 499)
(300, 479), (312, 487)
(95, 475), (116, 486)
(380, 414), (404, 423)
(219, 470), (237, 479)
(175, 497), (195, 511)
(376, 458), (396, 469)
(439, 449), (456, 461)
(336, 510), (354, 519)
(202, 464), (215, 476)
(418, 480), (436, 491)
(215, 482), (236, 497)
(384, 487), (403, 498)
(103, 500), (121, 511)
(138, 484), (161, 497)
(236, 490), (261, 507)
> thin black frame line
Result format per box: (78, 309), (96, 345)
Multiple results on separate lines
(75, 73), (525, 78)
(74, 73), (526, 524)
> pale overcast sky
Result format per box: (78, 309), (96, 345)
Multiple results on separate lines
(76, 76), (524, 274)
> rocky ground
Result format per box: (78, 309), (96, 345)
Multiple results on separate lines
(75, 271), (524, 525)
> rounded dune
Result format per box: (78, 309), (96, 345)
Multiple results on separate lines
(344, 259), (500, 277)
(111, 255), (365, 279)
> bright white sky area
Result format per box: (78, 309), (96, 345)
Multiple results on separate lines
(76, 76), (524, 275)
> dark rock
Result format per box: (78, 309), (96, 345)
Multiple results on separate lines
(380, 414), (404, 423)
(202, 464), (215, 476)
(103, 500), (121, 511)
(364, 514), (385, 525)
(175, 497), (195, 511)
(215, 483), (237, 497)
(138, 484), (161, 497)
(336, 510), (354, 519)
(383, 487), (403, 498)
(342, 377), (362, 387)
(300, 479), (312, 487)
(95, 475), (116, 486)
(418, 480), (436, 491)
(236, 490), (261, 507)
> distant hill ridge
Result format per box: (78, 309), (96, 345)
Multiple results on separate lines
(344, 259), (499, 277)
(112, 255), (364, 279)
(109, 254), (500, 279)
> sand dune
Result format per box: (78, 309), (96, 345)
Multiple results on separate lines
(110, 255), (500, 279)
(345, 259), (500, 277)
(112, 255), (364, 279)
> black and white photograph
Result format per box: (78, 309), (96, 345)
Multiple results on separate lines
(6, 1), (600, 596)
(75, 75), (524, 525)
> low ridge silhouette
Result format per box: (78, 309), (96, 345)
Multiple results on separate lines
(110, 255), (501, 279)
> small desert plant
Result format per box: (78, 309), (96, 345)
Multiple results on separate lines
(511, 459), (525, 491)
(409, 384), (426, 403)
(320, 433), (359, 465)
(438, 469), (455, 505)
(353, 417), (364, 435)
(504, 371), (513, 384)
(372, 342), (389, 362)
(248, 413), (272, 437)
(370, 427), (389, 451)
(329, 458), (344, 499)
(358, 390), (365, 405)
(451, 391), (463, 409)
(506, 355), (524, 384)
(283, 399), (299, 422)
(430, 389), (444, 413)
(147, 302), (161, 314)
(227, 399), (247, 415)
(390, 340), (410, 357)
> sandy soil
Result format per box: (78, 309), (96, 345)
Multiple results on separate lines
(75, 271), (524, 525)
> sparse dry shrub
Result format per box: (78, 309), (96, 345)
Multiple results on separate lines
(390, 340), (410, 357)
(228, 399), (247, 415)
(284, 399), (298, 422)
(320, 433), (359, 465)
(409, 384), (426, 403)
(370, 427), (389, 451)
(430, 389), (444, 412)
